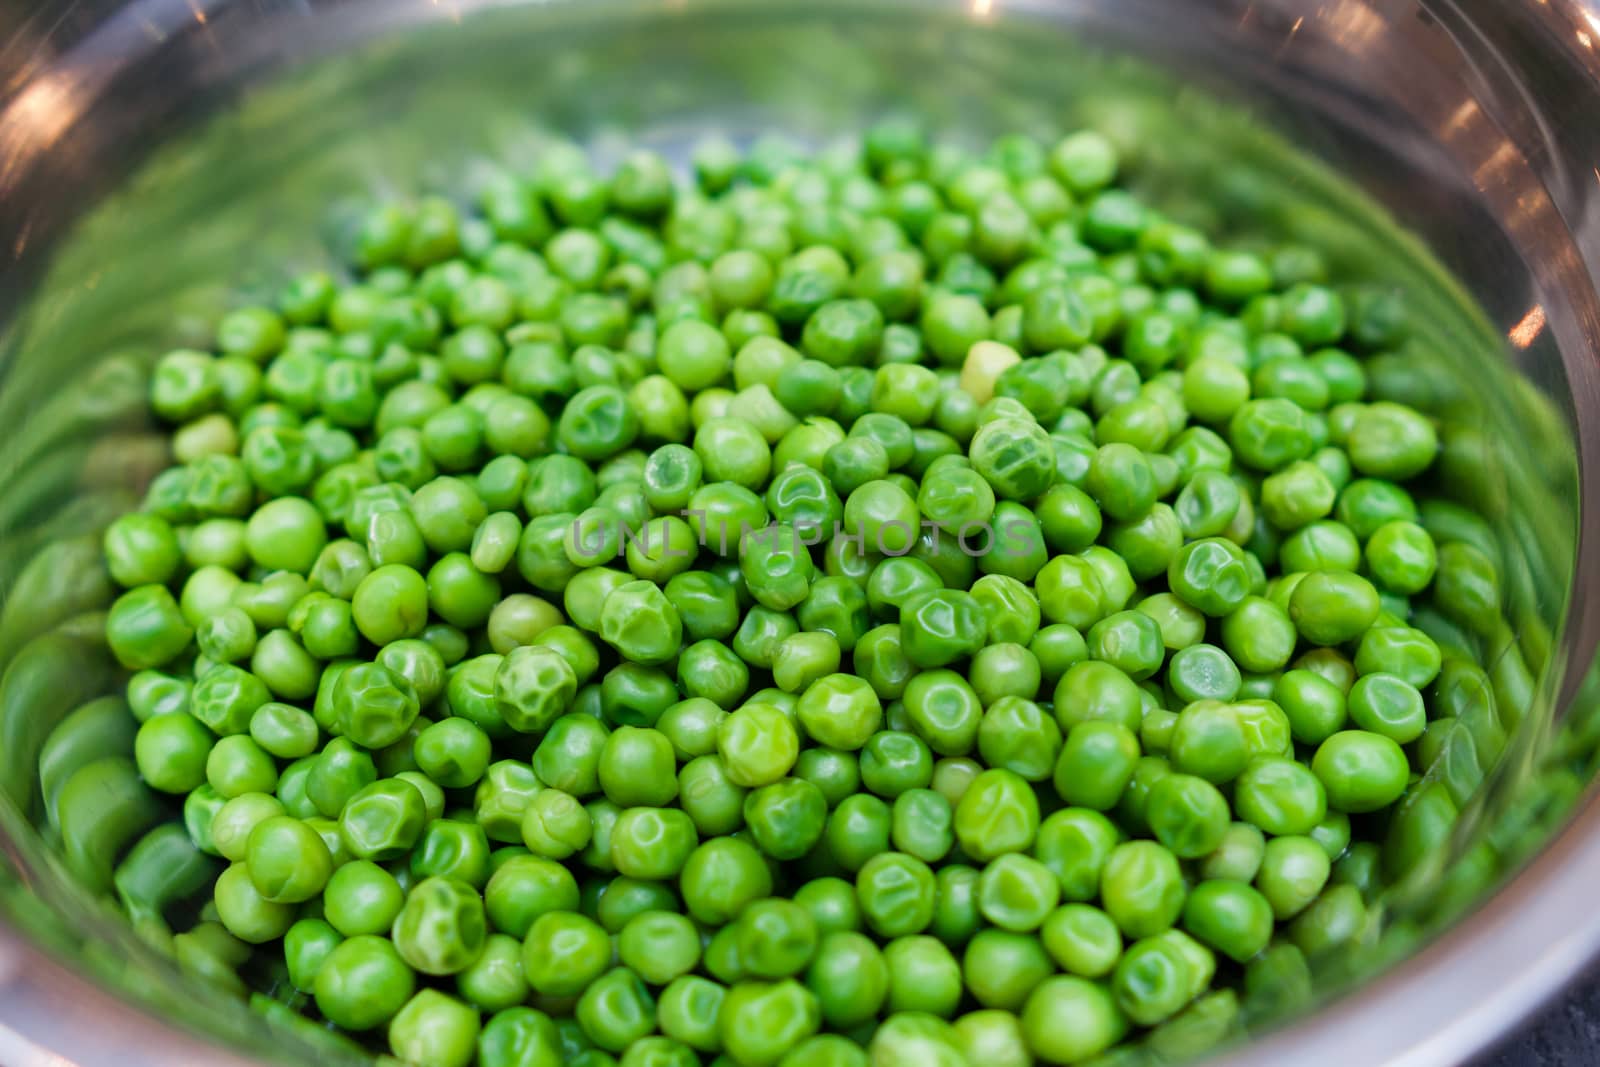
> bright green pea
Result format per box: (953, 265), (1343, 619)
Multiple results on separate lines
(1311, 730), (1410, 813)
(1346, 671), (1427, 743)
(717, 703), (799, 788)
(522, 911), (610, 997)
(1256, 835), (1332, 920)
(795, 673), (882, 752)
(954, 768), (1040, 862)
(1053, 722), (1141, 811)
(1021, 974), (1128, 1065)
(1289, 570), (1381, 646)
(898, 589), (988, 669)
(1145, 774), (1230, 859)
(611, 807), (699, 880)
(856, 851), (938, 937)
(680, 837), (774, 926)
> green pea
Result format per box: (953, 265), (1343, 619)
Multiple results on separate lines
(522, 911), (611, 997)
(1111, 934), (1195, 1026)
(324, 860), (406, 936)
(1054, 661), (1142, 732)
(857, 851), (938, 937)
(1231, 755), (1327, 836)
(745, 778), (828, 861)
(885, 787), (952, 863)
(717, 703), (800, 788)
(1289, 571), (1381, 646)
(314, 934), (416, 1031)
(1354, 626), (1442, 689)
(1169, 701), (1249, 785)
(1100, 841), (1186, 938)
(1145, 774), (1230, 859)
(824, 793), (892, 873)
(718, 979), (821, 1067)
(598, 580), (683, 666)
(1168, 538), (1252, 618)
(1255, 835), (1332, 920)
(860, 730), (935, 798)
(339, 778), (428, 861)
(1021, 975), (1128, 1065)
(1346, 672), (1427, 743)
(680, 837), (774, 926)
(1042, 903), (1124, 979)
(1053, 722), (1141, 811)
(954, 768), (1040, 862)
(1311, 730), (1410, 813)
(972, 695), (1060, 782)
(246, 814), (333, 903)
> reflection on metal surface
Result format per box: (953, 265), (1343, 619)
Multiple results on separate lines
(0, 73), (82, 189)
(1511, 305), (1548, 348)
(0, 1023), (77, 1067)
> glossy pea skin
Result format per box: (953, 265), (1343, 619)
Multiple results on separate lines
(1101, 841), (1186, 939)
(954, 769), (1041, 862)
(392, 875), (487, 976)
(857, 852), (938, 937)
(1022, 975), (1128, 1065)
(1312, 731), (1410, 813)
(1145, 774), (1230, 860)
(1232, 756), (1328, 836)
(315, 934), (416, 1032)
(1053, 722), (1140, 811)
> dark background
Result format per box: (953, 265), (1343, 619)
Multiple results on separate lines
(1478, 962), (1600, 1066)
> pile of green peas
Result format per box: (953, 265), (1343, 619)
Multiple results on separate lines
(90, 118), (1512, 1067)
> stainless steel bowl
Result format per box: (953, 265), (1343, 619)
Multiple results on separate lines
(3, 1), (1600, 1064)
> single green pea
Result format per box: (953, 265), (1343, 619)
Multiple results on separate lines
(214, 861), (297, 944)
(1169, 701), (1249, 785)
(976, 695), (1062, 782)
(135, 712), (215, 794)
(823, 793), (892, 873)
(339, 778), (428, 861)
(1353, 625), (1441, 689)
(954, 768), (1041, 862)
(902, 670), (984, 757)
(1053, 722), (1141, 812)
(680, 837), (774, 926)
(856, 851), (938, 937)
(1311, 730), (1411, 813)
(1053, 660), (1143, 733)
(1346, 672), (1427, 743)
(1255, 835), (1333, 920)
(611, 807), (699, 880)
(522, 911), (610, 997)
(795, 673), (883, 751)
(314, 934), (416, 1031)
(322, 859), (405, 937)
(890, 787), (955, 864)
(899, 589), (988, 669)
(717, 704), (800, 788)
(1145, 774), (1230, 859)
(599, 726), (679, 807)
(1110, 934), (1197, 1028)
(860, 730), (935, 799)
(1042, 903), (1124, 979)
(390, 876), (487, 977)
(598, 580), (683, 666)
(245, 815), (333, 903)
(1021, 974), (1129, 1065)
(1100, 841), (1186, 939)
(533, 714), (610, 797)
